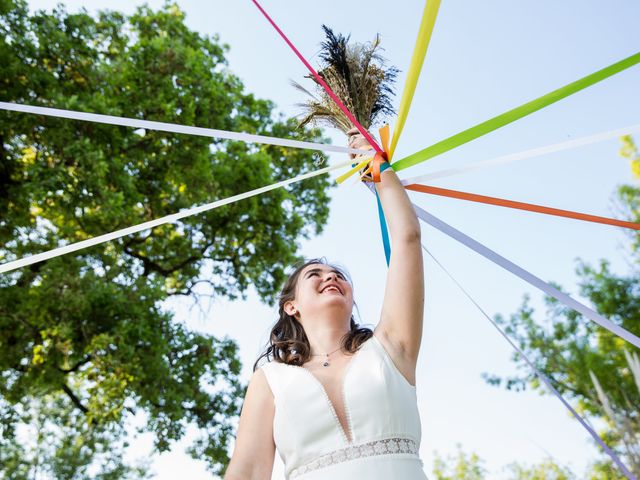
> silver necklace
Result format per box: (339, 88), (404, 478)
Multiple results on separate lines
(311, 346), (342, 367)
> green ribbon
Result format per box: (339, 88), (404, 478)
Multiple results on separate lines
(392, 52), (640, 172)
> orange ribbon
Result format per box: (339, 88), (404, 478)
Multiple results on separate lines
(371, 125), (391, 183)
(338, 125), (391, 184)
(359, 125), (390, 183)
(405, 183), (640, 230)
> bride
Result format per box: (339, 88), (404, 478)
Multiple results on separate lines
(224, 130), (426, 479)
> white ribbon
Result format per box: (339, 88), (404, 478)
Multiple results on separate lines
(401, 124), (640, 185)
(423, 245), (637, 480)
(413, 204), (640, 349)
(0, 102), (371, 156)
(0, 160), (352, 274)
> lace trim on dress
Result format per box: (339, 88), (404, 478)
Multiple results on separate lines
(289, 436), (420, 478)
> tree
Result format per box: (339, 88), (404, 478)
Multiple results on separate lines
(504, 458), (575, 480)
(432, 445), (487, 480)
(0, 1), (332, 477)
(432, 445), (626, 480)
(482, 136), (640, 477)
(431, 445), (580, 479)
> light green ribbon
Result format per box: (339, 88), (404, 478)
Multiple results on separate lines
(393, 52), (640, 172)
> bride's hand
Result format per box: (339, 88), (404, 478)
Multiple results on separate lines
(348, 127), (383, 182)
(347, 127), (372, 160)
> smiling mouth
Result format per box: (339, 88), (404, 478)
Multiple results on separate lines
(320, 285), (342, 295)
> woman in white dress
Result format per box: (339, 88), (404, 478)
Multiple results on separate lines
(224, 131), (426, 479)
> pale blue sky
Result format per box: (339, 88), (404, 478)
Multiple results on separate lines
(23, 1), (640, 478)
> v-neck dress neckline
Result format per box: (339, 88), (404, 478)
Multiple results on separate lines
(282, 335), (372, 444)
(260, 333), (426, 479)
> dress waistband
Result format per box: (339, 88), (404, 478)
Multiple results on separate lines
(289, 436), (421, 478)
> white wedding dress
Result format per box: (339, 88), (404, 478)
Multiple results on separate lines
(260, 333), (428, 479)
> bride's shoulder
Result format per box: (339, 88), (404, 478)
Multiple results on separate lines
(249, 365), (276, 400)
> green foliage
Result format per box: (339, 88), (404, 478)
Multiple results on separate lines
(586, 460), (630, 480)
(432, 444), (487, 480)
(432, 445), (620, 479)
(482, 137), (640, 477)
(505, 458), (575, 480)
(620, 135), (640, 179)
(0, 0), (332, 477)
(617, 135), (640, 252)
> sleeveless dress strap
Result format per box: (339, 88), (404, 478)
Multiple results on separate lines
(370, 333), (417, 389)
(259, 361), (284, 398)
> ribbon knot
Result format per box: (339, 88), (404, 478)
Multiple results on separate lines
(370, 124), (391, 183)
(337, 124), (391, 184)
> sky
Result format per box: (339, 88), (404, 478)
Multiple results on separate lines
(22, 0), (640, 478)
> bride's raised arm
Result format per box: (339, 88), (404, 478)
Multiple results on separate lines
(350, 131), (425, 377)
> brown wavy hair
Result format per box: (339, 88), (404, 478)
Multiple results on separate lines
(253, 258), (373, 371)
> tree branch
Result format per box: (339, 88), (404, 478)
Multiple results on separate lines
(122, 236), (213, 277)
(58, 355), (92, 374)
(61, 383), (89, 414)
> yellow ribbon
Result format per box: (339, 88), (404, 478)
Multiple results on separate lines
(388, 0), (441, 160)
(336, 157), (373, 184)
(337, 1), (440, 183)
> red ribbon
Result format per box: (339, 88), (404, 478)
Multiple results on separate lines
(250, 0), (383, 155)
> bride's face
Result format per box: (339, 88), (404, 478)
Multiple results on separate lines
(287, 264), (354, 321)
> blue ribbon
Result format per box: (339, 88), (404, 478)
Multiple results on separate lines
(375, 190), (391, 265)
(376, 162), (393, 265)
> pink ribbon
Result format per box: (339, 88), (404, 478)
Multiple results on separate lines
(250, 0), (383, 154)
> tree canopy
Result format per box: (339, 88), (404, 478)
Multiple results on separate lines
(483, 136), (640, 478)
(0, 0), (332, 477)
(432, 445), (579, 479)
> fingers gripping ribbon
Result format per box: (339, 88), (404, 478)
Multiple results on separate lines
(341, 125), (393, 184)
